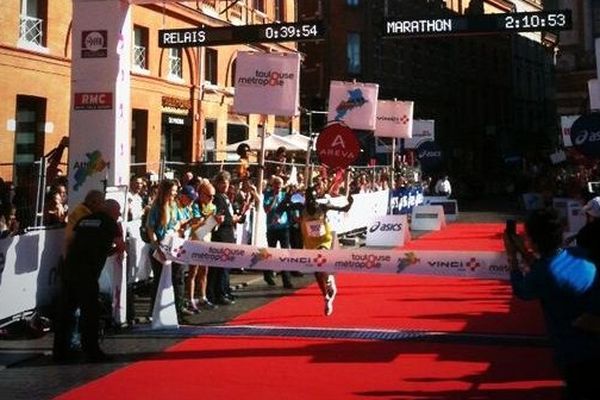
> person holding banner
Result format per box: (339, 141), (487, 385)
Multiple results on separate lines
(207, 171), (241, 305)
(185, 180), (220, 312)
(263, 176), (293, 288)
(146, 179), (183, 317)
(301, 184), (353, 316)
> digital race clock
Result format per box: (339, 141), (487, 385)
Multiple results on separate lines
(503, 11), (569, 31)
(384, 10), (572, 38)
(159, 21), (325, 48)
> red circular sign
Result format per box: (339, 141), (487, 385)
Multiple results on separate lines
(315, 123), (360, 169)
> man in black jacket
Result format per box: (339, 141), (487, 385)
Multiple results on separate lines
(53, 199), (125, 363)
(207, 171), (240, 305)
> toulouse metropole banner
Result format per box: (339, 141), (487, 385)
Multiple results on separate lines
(327, 80), (379, 130)
(161, 237), (512, 280)
(233, 51), (301, 117)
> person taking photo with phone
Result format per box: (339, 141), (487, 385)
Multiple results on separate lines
(503, 210), (600, 399)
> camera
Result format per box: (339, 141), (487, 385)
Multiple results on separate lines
(505, 219), (516, 235)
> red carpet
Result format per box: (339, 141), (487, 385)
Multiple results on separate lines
(56, 223), (562, 399)
(403, 222), (512, 251)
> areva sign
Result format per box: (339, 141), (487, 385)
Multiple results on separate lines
(316, 122), (360, 169)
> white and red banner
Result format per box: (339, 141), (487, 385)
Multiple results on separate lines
(375, 100), (414, 138)
(560, 115), (579, 147)
(233, 51), (301, 116)
(327, 80), (379, 130)
(404, 119), (435, 149)
(161, 237), (512, 280)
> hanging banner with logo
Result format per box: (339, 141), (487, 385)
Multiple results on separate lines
(560, 115), (579, 147)
(570, 113), (600, 158)
(68, 1), (131, 207)
(404, 119), (435, 149)
(233, 51), (301, 117)
(161, 236), (512, 280)
(327, 80), (379, 130)
(316, 122), (361, 169)
(375, 100), (414, 138)
(416, 140), (443, 170)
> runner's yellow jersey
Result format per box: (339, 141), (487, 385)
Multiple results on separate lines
(301, 208), (333, 250)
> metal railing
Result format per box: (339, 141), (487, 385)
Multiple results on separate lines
(19, 15), (43, 46)
(133, 45), (147, 70)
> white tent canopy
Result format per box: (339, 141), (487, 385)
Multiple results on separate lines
(226, 133), (309, 152)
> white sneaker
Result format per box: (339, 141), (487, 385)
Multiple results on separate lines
(324, 276), (337, 316)
(324, 295), (334, 316)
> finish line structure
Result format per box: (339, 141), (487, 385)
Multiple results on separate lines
(162, 236), (513, 281)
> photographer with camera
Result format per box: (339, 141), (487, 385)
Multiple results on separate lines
(503, 210), (600, 399)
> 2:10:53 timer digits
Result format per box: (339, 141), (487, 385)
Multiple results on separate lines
(263, 24), (320, 40)
(504, 11), (568, 30)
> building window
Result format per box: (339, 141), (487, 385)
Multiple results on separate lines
(593, 1), (600, 38)
(347, 32), (361, 74)
(347, 0), (360, 6)
(133, 26), (149, 71)
(131, 109), (148, 172)
(230, 59), (237, 87)
(168, 48), (183, 79)
(227, 124), (248, 145)
(19, 0), (47, 47)
(254, 0), (265, 13)
(274, 0), (285, 22)
(204, 119), (217, 161)
(205, 48), (218, 84)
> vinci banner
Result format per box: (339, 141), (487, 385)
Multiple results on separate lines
(233, 51), (301, 116)
(327, 80), (379, 130)
(375, 100), (414, 138)
(161, 237), (512, 281)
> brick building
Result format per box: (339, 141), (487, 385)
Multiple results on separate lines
(0, 0), (300, 190)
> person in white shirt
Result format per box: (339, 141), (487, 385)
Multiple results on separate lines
(127, 176), (145, 222)
(435, 175), (452, 197)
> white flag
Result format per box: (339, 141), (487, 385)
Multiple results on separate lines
(375, 100), (414, 138)
(327, 80), (379, 130)
(234, 52), (300, 116)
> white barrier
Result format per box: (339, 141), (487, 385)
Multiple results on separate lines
(151, 260), (179, 329)
(553, 198), (585, 233)
(423, 196), (459, 222)
(410, 205), (446, 231)
(163, 237), (512, 280)
(0, 229), (63, 320)
(366, 215), (410, 247)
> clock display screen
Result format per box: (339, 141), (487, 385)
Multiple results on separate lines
(384, 10), (572, 38)
(159, 21), (325, 48)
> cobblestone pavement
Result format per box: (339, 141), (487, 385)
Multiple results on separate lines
(0, 198), (523, 399)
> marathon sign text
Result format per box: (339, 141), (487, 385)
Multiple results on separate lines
(384, 10), (572, 38)
(162, 236), (513, 280)
(74, 92), (113, 110)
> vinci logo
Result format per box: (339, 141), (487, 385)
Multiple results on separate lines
(74, 92), (113, 110)
(237, 70), (295, 87)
